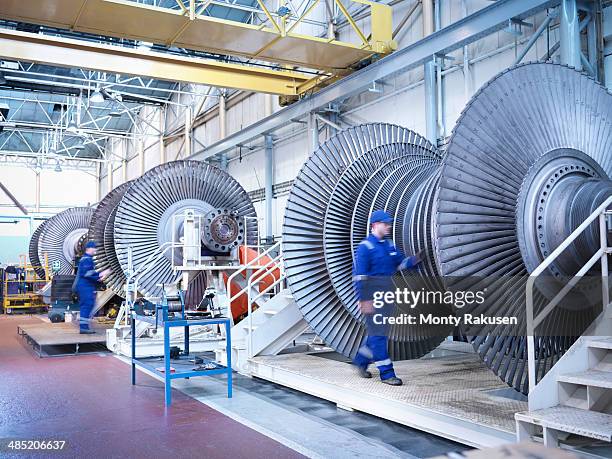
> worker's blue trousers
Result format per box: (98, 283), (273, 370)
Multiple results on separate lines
(78, 289), (96, 331)
(353, 307), (396, 380)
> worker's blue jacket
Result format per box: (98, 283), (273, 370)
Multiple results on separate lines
(353, 234), (418, 302)
(76, 253), (99, 331)
(76, 253), (100, 294)
(352, 234), (419, 380)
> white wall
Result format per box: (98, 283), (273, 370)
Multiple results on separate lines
(0, 164), (97, 213)
(99, 105), (164, 196)
(0, 164), (97, 261)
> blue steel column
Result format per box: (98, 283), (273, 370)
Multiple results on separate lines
(219, 93), (228, 170)
(307, 112), (318, 153)
(423, 0), (437, 144)
(131, 312), (136, 385)
(264, 134), (274, 242)
(587, 15), (598, 80)
(164, 317), (171, 406)
(226, 318), (232, 398)
(559, 0), (582, 70)
(424, 59), (437, 145)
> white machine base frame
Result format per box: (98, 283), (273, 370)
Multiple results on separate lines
(249, 345), (526, 448)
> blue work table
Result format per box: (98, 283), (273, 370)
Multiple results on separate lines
(130, 309), (232, 406)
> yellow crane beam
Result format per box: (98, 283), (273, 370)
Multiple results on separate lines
(0, 0), (395, 72)
(0, 29), (312, 95)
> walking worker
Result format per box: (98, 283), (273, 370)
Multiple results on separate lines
(352, 210), (422, 386)
(76, 241), (109, 334)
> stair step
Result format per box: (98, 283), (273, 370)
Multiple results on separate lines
(515, 406), (612, 442)
(242, 324), (259, 331)
(559, 370), (612, 389)
(263, 310), (278, 316)
(589, 338), (612, 350)
(562, 385), (588, 410)
(595, 353), (612, 372)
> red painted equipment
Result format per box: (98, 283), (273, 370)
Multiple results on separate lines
(223, 246), (280, 322)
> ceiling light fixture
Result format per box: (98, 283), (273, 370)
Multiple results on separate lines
(90, 86), (105, 104)
(66, 116), (78, 134)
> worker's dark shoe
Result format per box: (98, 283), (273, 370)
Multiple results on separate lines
(381, 377), (403, 386)
(79, 329), (96, 334)
(354, 365), (372, 378)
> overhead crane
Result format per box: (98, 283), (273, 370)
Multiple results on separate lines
(0, 0), (395, 96)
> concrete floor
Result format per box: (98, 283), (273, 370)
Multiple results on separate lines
(2, 314), (472, 458)
(172, 370), (471, 458)
(0, 315), (303, 459)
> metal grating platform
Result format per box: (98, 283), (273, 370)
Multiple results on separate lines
(250, 346), (527, 448)
(18, 322), (110, 357)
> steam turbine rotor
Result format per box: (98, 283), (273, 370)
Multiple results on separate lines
(38, 207), (95, 275)
(113, 160), (257, 300)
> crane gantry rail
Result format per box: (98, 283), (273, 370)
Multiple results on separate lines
(0, 0), (395, 95)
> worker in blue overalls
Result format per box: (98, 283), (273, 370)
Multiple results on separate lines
(352, 210), (422, 386)
(76, 241), (109, 334)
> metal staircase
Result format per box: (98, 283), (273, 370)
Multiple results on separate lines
(517, 199), (612, 449)
(517, 334), (612, 446)
(216, 240), (308, 373)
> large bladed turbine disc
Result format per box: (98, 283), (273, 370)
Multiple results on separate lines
(29, 220), (49, 279)
(114, 160), (257, 300)
(284, 124), (451, 360)
(435, 63), (612, 393)
(38, 207), (95, 275)
(88, 181), (133, 297)
(104, 205), (127, 297)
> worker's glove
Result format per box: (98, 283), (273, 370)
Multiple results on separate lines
(414, 249), (425, 264)
(399, 250), (425, 270)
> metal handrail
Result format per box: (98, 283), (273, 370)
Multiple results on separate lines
(124, 242), (174, 318)
(249, 250), (282, 291)
(246, 248), (285, 358)
(225, 215), (266, 302)
(115, 242), (174, 327)
(249, 264), (284, 306)
(526, 195), (612, 392)
(131, 242), (174, 293)
(226, 240), (282, 319)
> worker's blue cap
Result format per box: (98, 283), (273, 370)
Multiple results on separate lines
(370, 210), (393, 224)
(85, 241), (96, 249)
